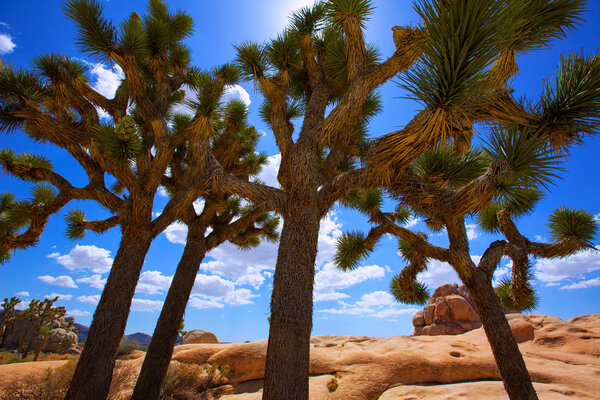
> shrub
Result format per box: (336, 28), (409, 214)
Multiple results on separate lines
(117, 337), (140, 357)
(0, 357), (138, 400)
(159, 362), (230, 400)
(327, 376), (338, 392)
(0, 358), (77, 400)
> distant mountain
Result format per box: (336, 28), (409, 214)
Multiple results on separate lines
(74, 323), (151, 346)
(126, 332), (152, 347)
(74, 323), (89, 342)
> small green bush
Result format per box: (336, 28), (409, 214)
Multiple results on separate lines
(117, 336), (140, 357)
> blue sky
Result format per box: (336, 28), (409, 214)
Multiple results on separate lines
(1, 0), (599, 342)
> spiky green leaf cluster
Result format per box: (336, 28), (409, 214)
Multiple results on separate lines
(548, 207), (598, 246)
(495, 278), (539, 312)
(403, 0), (511, 109)
(235, 42), (268, 80)
(325, 0), (374, 29)
(338, 189), (382, 215)
(65, 209), (87, 240)
(266, 31), (300, 72)
(390, 276), (430, 305)
(536, 51), (600, 147)
(334, 231), (371, 271)
(413, 146), (489, 188)
(63, 0), (118, 61)
(485, 127), (562, 202)
(291, 2), (326, 35)
(503, 0), (585, 53)
(33, 54), (88, 83)
(259, 99), (304, 127)
(0, 67), (48, 132)
(94, 121), (142, 163)
(394, 206), (411, 225)
(30, 184), (56, 205)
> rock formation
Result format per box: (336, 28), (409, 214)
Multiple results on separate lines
(182, 329), (219, 344)
(1, 314), (599, 399)
(0, 309), (78, 353)
(412, 283), (482, 335)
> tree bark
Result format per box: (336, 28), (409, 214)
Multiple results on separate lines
(262, 199), (320, 400)
(65, 226), (152, 400)
(464, 270), (539, 400)
(130, 225), (207, 400)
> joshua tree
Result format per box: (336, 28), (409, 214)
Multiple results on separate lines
(19, 296), (63, 359)
(0, 190), (63, 263)
(0, 296), (21, 349)
(224, 0), (589, 397)
(130, 99), (280, 400)
(0, 1), (242, 398)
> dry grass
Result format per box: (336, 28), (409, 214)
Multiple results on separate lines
(0, 349), (74, 365)
(0, 357), (230, 400)
(159, 361), (230, 400)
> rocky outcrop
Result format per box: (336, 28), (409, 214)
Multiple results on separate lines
(1, 309), (78, 353)
(412, 283), (482, 336)
(182, 329), (219, 344)
(2, 314), (599, 399)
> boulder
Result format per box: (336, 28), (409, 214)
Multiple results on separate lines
(182, 329), (219, 344)
(413, 283), (481, 336)
(169, 314), (600, 400)
(0, 310), (78, 354)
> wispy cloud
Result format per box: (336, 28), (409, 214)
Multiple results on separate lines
(560, 277), (600, 290)
(38, 275), (78, 288)
(318, 291), (419, 319)
(0, 33), (16, 55)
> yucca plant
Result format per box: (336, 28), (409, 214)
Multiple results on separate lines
(129, 98), (280, 400)
(218, 0), (598, 398)
(0, 1), (259, 399)
(335, 129), (598, 400)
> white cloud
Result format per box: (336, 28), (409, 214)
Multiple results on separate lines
(192, 273), (235, 297)
(189, 297), (224, 309)
(534, 235), (549, 243)
(76, 275), (107, 290)
(594, 213), (600, 223)
(221, 84), (251, 107)
(199, 212), (341, 289)
(46, 293), (73, 301)
(136, 270), (172, 295)
(534, 246), (600, 283)
(68, 310), (91, 317)
(77, 295), (101, 305)
(224, 288), (257, 306)
(318, 291), (419, 319)
(416, 256), (482, 290)
(164, 221), (188, 244)
(15, 291), (29, 297)
(314, 263), (387, 302)
(131, 298), (163, 312)
(0, 33), (15, 55)
(403, 216), (421, 229)
(257, 153), (281, 188)
(88, 63), (124, 99)
(465, 224), (480, 240)
(560, 277), (600, 290)
(49, 245), (114, 274)
(158, 186), (169, 197)
(38, 275), (78, 288)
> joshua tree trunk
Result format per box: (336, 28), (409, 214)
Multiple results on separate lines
(130, 225), (207, 400)
(65, 226), (153, 400)
(33, 336), (49, 361)
(464, 270), (538, 400)
(263, 196), (320, 400)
